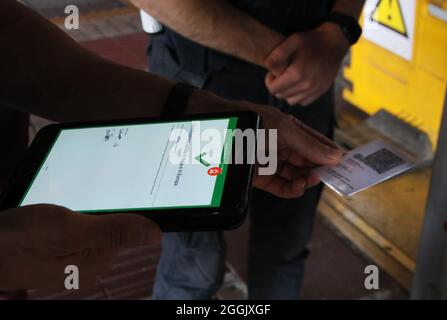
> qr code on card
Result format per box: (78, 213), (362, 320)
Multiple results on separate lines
(353, 148), (406, 174)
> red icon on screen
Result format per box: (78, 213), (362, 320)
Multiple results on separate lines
(208, 167), (222, 176)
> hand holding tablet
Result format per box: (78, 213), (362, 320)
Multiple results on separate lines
(0, 112), (260, 231)
(0, 110), (344, 232)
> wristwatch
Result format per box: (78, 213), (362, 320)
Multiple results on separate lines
(326, 12), (362, 45)
(162, 82), (196, 118)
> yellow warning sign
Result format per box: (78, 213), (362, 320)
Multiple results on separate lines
(371, 0), (408, 37)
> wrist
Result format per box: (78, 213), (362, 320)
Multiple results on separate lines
(324, 11), (363, 46)
(258, 32), (286, 69)
(237, 16), (286, 68)
(317, 22), (351, 55)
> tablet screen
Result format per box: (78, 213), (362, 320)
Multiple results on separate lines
(20, 117), (238, 212)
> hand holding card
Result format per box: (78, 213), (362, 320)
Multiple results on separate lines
(315, 140), (415, 197)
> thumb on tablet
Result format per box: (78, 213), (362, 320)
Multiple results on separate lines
(79, 214), (161, 249)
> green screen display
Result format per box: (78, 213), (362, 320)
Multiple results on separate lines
(20, 117), (237, 213)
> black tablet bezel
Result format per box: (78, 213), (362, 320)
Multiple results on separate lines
(0, 112), (260, 231)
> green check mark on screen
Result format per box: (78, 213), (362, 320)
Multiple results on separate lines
(195, 152), (211, 167)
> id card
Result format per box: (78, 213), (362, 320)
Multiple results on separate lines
(315, 140), (415, 197)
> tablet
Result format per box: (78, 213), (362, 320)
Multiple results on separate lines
(0, 112), (260, 231)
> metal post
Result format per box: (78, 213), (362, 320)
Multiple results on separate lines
(411, 89), (447, 299)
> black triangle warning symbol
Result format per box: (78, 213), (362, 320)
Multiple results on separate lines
(370, 0), (408, 37)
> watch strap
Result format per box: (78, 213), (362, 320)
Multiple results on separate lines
(327, 12), (362, 45)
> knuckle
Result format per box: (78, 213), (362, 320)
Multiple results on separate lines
(291, 33), (300, 42)
(291, 65), (301, 79)
(303, 80), (314, 90)
(287, 97), (298, 106)
(105, 215), (141, 246)
(45, 204), (72, 219)
(296, 188), (305, 198)
(270, 51), (284, 66)
(265, 78), (274, 90)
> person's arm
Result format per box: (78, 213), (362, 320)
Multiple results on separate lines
(130, 0), (284, 68)
(0, 0), (255, 122)
(0, 0), (174, 122)
(265, 0), (365, 106)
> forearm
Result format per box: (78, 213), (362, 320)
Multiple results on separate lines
(0, 0), (174, 122)
(131, 0), (284, 68)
